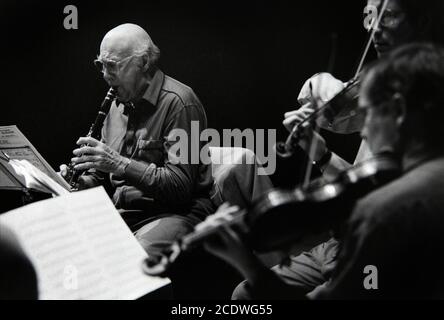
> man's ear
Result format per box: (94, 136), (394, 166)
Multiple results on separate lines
(392, 93), (406, 128)
(141, 53), (150, 72)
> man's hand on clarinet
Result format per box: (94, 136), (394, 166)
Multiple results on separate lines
(58, 164), (69, 180)
(71, 137), (130, 176)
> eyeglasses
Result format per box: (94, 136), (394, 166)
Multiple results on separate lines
(93, 53), (143, 75)
(364, 8), (406, 32)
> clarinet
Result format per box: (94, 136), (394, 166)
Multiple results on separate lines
(67, 87), (117, 190)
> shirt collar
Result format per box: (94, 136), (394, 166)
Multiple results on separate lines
(141, 67), (164, 107)
(117, 68), (164, 115)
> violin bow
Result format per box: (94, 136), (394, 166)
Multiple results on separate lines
(355, 0), (390, 79)
(302, 33), (338, 189)
(301, 0), (389, 188)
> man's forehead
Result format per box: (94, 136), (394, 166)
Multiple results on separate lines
(99, 38), (133, 60)
(99, 48), (118, 61)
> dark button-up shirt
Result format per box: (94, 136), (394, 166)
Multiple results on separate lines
(85, 68), (215, 224)
(312, 156), (444, 299)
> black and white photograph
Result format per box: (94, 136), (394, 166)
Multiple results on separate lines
(1, 0), (444, 307)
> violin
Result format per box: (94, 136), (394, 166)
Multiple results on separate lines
(276, 0), (390, 158)
(143, 152), (401, 277)
(246, 153), (400, 252)
(315, 78), (363, 134)
(276, 78), (363, 158)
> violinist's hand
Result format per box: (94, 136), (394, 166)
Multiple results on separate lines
(283, 107), (328, 161)
(283, 72), (345, 133)
(71, 137), (130, 175)
(282, 73), (344, 160)
(283, 103), (316, 133)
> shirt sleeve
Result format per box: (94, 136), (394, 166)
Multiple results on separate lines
(122, 104), (208, 205)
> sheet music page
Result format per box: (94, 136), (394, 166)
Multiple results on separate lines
(8, 159), (70, 196)
(0, 125), (71, 191)
(0, 187), (170, 300)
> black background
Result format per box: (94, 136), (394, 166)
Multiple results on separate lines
(0, 0), (371, 187)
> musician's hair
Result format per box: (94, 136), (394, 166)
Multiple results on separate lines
(399, 0), (444, 45)
(137, 37), (161, 67)
(364, 42), (444, 149)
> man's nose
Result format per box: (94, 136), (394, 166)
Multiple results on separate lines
(103, 70), (115, 85)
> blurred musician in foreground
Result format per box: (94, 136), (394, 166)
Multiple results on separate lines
(277, 0), (444, 297)
(0, 224), (37, 299)
(60, 24), (217, 297)
(206, 42), (444, 299)
(211, 0), (444, 299)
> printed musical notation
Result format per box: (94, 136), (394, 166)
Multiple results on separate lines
(0, 187), (170, 300)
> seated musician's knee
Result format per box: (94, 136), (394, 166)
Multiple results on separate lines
(134, 215), (195, 254)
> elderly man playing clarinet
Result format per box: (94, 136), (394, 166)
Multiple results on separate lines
(60, 23), (216, 298)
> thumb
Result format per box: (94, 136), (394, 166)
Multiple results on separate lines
(59, 164), (68, 177)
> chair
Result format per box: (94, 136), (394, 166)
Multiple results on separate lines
(209, 147), (273, 209)
(209, 147), (285, 267)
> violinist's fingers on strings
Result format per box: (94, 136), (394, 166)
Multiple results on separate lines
(301, 107), (315, 116)
(284, 110), (301, 118)
(283, 115), (305, 131)
(217, 202), (231, 212)
(215, 203), (240, 217)
(284, 104), (315, 119)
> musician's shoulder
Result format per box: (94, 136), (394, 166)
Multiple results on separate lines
(162, 74), (200, 107)
(354, 161), (444, 224)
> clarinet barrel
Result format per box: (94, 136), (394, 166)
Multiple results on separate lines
(67, 88), (117, 190)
